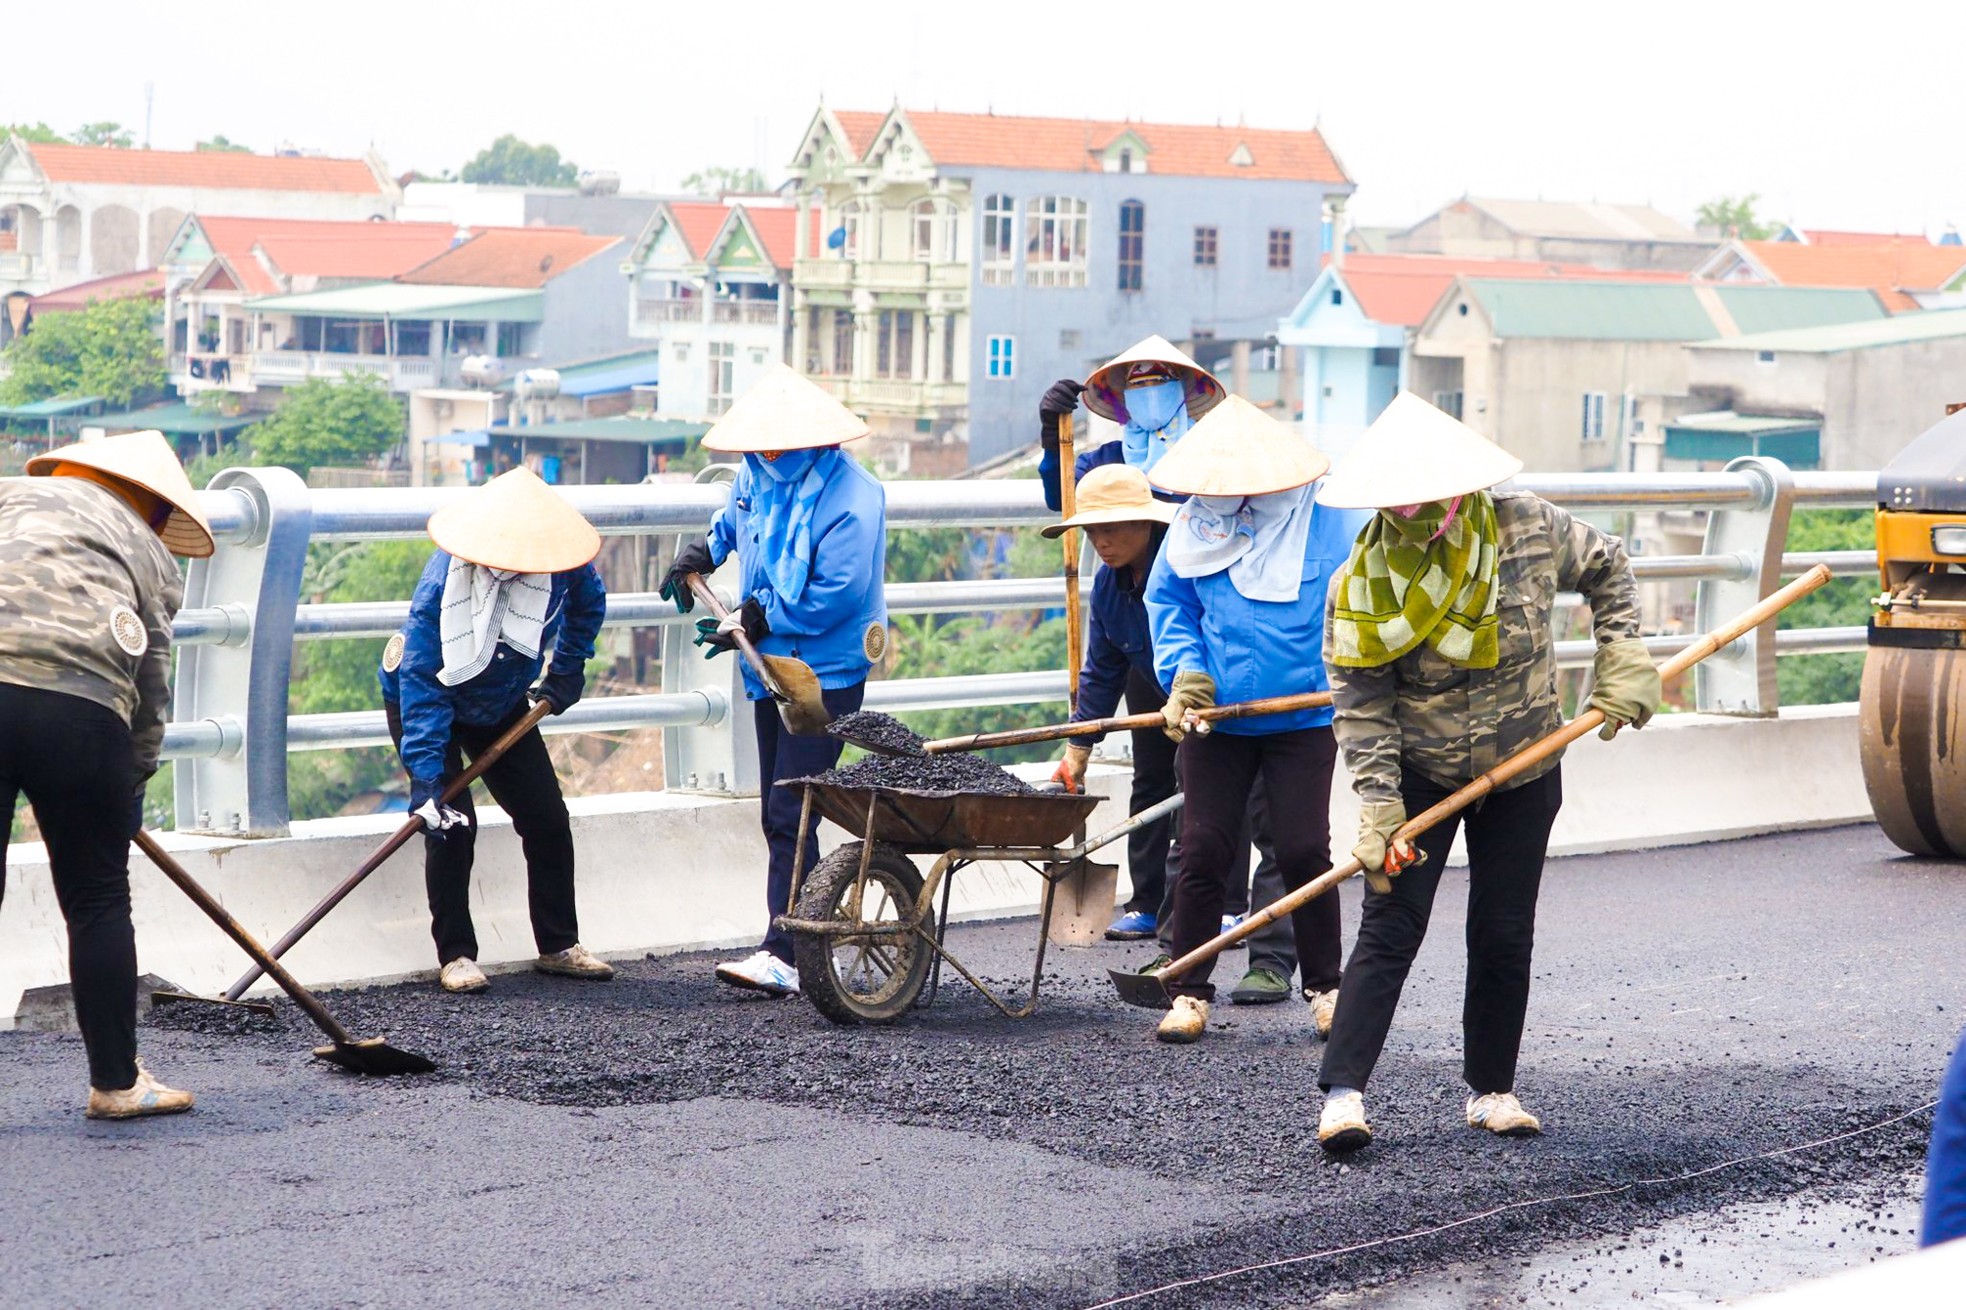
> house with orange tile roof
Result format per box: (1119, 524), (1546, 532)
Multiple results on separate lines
(1693, 238), (1966, 313)
(1387, 197), (1716, 274)
(784, 104), (1353, 465)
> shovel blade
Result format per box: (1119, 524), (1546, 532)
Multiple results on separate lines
(151, 989), (279, 1018)
(761, 654), (833, 736)
(1046, 860), (1119, 948)
(312, 1037), (438, 1077)
(1108, 966), (1174, 1011)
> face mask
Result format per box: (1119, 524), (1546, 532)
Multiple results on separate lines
(1383, 496), (1463, 545)
(749, 449), (820, 483)
(1121, 379), (1187, 433)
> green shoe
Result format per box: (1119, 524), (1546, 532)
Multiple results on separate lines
(1137, 952), (1172, 975)
(1230, 966), (1291, 1005)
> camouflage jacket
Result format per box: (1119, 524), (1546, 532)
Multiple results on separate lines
(0, 478), (182, 777)
(1324, 491), (1641, 804)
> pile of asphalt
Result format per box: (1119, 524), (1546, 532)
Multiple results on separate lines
(828, 710), (927, 756)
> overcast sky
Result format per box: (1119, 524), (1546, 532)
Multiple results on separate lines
(10, 0), (1962, 237)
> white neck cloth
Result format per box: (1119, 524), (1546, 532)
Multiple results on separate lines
(437, 555), (551, 686)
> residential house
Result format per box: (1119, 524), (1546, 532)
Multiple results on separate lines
(624, 200), (797, 417)
(1387, 197), (1716, 273)
(1694, 238), (1966, 312)
(397, 181), (660, 244)
(785, 105), (1354, 465)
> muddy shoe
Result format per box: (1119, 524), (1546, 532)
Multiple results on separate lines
(1137, 951), (1173, 975)
(1156, 995), (1210, 1044)
(715, 950), (800, 997)
(86, 1061), (194, 1121)
(1466, 1091), (1542, 1138)
(1317, 1090), (1372, 1153)
(1305, 986), (1339, 1038)
(1230, 967), (1291, 1005)
(439, 957), (489, 994)
(535, 944), (615, 980)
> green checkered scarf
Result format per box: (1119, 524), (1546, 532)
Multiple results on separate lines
(1328, 494), (1501, 669)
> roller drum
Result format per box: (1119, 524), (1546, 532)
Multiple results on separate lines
(1860, 641), (1966, 857)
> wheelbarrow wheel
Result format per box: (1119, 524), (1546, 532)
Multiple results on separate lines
(791, 842), (932, 1026)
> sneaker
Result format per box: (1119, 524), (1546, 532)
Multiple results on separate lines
(1466, 1091), (1542, 1138)
(1230, 966), (1291, 1005)
(715, 950), (801, 997)
(1156, 995), (1210, 1044)
(1317, 1090), (1372, 1152)
(1104, 909), (1158, 941)
(1137, 951), (1173, 976)
(439, 957), (489, 994)
(535, 944), (615, 980)
(86, 1060), (194, 1120)
(1305, 986), (1339, 1038)
(1221, 913), (1247, 936)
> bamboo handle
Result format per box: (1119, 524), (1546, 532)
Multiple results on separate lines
(923, 690), (1335, 754)
(687, 572), (780, 700)
(1059, 413), (1082, 715)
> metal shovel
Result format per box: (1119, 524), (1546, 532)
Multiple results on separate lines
(134, 831), (436, 1075)
(687, 573), (831, 735)
(1110, 565), (1836, 1009)
(837, 690), (1336, 757)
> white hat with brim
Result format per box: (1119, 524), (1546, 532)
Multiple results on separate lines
(701, 363), (870, 453)
(27, 429), (215, 558)
(427, 466), (601, 573)
(1316, 391), (1524, 509)
(1041, 463), (1177, 538)
(1145, 395), (1331, 498)
(1083, 334), (1225, 425)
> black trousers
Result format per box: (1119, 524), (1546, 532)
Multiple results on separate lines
(1154, 780), (1296, 975)
(1119, 667), (1178, 916)
(1164, 727), (1340, 1001)
(757, 681), (866, 964)
(0, 684), (141, 1091)
(1320, 767), (1563, 1096)
(388, 701), (579, 966)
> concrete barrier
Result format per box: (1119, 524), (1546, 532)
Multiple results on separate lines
(1, 706), (1872, 1022)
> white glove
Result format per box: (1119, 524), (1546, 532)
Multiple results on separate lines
(414, 799), (469, 833)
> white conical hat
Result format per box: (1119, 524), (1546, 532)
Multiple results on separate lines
(1145, 395), (1331, 498)
(1083, 334), (1225, 424)
(427, 466), (601, 573)
(27, 429), (215, 557)
(701, 363), (870, 453)
(1316, 392), (1524, 509)
(1041, 463), (1176, 538)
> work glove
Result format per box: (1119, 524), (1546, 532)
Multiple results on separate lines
(1160, 671), (1216, 743)
(1354, 799), (1420, 895)
(694, 597), (770, 658)
(1051, 743), (1093, 794)
(1038, 378), (1085, 452)
(659, 538), (717, 614)
(1589, 637), (1662, 741)
(532, 665), (584, 715)
(409, 777), (469, 838)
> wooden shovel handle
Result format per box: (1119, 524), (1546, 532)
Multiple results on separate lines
(686, 572), (782, 701)
(924, 690), (1335, 754)
(1059, 412), (1083, 715)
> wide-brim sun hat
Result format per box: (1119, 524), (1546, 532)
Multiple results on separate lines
(1083, 335), (1225, 425)
(1316, 391), (1524, 509)
(26, 429), (215, 558)
(701, 362), (870, 453)
(1145, 395), (1331, 498)
(427, 466), (601, 573)
(1041, 464), (1177, 538)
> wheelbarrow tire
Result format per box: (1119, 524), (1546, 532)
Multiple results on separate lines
(792, 842), (932, 1026)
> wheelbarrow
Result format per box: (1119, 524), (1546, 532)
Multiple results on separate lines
(771, 779), (1182, 1026)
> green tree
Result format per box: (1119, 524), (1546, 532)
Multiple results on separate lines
(459, 134), (577, 187)
(4, 122), (66, 143)
(1776, 509), (1874, 707)
(0, 295), (164, 407)
(195, 134), (251, 153)
(251, 374), (406, 475)
(1697, 194), (1775, 241)
(680, 165), (767, 195)
(73, 121), (133, 148)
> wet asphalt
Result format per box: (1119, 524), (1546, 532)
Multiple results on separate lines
(1, 823), (1960, 1309)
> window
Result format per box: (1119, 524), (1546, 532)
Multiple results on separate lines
(1581, 391), (1607, 441)
(1756, 349), (1777, 365)
(1118, 148), (1133, 174)
(1433, 390), (1464, 419)
(837, 201), (861, 260)
(942, 315), (958, 382)
(1371, 346), (1400, 368)
(1059, 329), (1081, 349)
(804, 308), (823, 372)
(1025, 196), (1088, 288)
(708, 342), (735, 415)
(673, 341), (690, 363)
(1117, 199), (1144, 292)
(987, 334), (1015, 379)
(1331, 288), (1343, 306)
(1268, 228), (1293, 270)
(1193, 225), (1218, 266)
(912, 198), (937, 263)
(1620, 393), (1640, 438)
(831, 311), (854, 374)
(876, 309), (915, 379)
(981, 194), (1015, 286)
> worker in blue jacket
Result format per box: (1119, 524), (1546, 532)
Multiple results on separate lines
(380, 467), (613, 994)
(1143, 397), (1368, 1044)
(662, 365), (889, 999)
(1035, 334), (1224, 513)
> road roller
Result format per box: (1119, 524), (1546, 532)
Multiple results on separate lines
(1860, 404), (1966, 856)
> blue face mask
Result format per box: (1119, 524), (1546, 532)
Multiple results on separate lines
(1122, 379), (1187, 434)
(747, 449), (821, 484)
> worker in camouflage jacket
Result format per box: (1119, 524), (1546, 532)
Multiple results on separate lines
(1311, 395), (1661, 1153)
(0, 431), (214, 1120)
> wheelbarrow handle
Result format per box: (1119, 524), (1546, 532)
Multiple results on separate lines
(924, 690), (1335, 754)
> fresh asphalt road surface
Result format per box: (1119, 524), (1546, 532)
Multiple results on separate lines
(1, 824), (1959, 1309)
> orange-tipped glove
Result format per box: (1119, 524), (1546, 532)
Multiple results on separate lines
(1051, 743), (1092, 794)
(1354, 799), (1420, 895)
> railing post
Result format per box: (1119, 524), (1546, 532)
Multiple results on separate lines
(660, 466), (759, 797)
(172, 466), (313, 835)
(1693, 456), (1796, 715)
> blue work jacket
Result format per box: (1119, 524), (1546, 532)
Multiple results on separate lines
(380, 549), (607, 785)
(1039, 441), (1181, 514)
(1145, 497), (1368, 735)
(708, 454), (887, 701)
(1070, 555), (1159, 737)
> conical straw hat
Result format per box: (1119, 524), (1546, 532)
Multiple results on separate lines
(1083, 334), (1225, 425)
(701, 363), (870, 453)
(1316, 392), (1523, 509)
(1145, 395), (1331, 498)
(427, 466), (601, 573)
(27, 429), (215, 558)
(1041, 464), (1176, 537)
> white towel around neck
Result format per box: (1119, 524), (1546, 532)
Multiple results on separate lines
(437, 555), (552, 686)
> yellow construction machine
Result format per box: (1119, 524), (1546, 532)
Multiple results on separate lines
(1860, 404), (1966, 856)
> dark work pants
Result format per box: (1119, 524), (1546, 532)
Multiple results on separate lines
(388, 701), (579, 966)
(1164, 727), (1340, 1001)
(1119, 667), (1177, 916)
(1155, 781), (1297, 976)
(757, 681), (866, 964)
(0, 684), (140, 1091)
(1320, 767), (1563, 1096)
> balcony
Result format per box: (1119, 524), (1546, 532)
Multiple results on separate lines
(811, 376), (969, 414)
(636, 297), (704, 325)
(251, 351), (438, 391)
(172, 352), (254, 394)
(792, 259), (970, 297)
(711, 301), (781, 326)
(0, 251), (35, 283)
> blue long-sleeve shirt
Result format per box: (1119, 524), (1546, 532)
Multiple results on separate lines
(1070, 556), (1159, 738)
(1925, 1028), (1966, 1246)
(708, 454), (887, 700)
(1146, 499), (1368, 735)
(381, 549), (606, 785)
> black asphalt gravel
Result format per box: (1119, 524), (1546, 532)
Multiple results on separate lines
(828, 710), (928, 756)
(4, 823), (1961, 1308)
(798, 749), (1036, 795)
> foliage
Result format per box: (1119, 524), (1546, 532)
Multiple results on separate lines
(4, 122), (66, 143)
(1697, 194), (1775, 241)
(459, 134), (577, 187)
(0, 295), (164, 407)
(195, 134), (251, 153)
(1777, 509), (1874, 707)
(880, 613), (1070, 764)
(681, 165), (767, 195)
(73, 121), (133, 148)
(251, 374), (405, 475)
